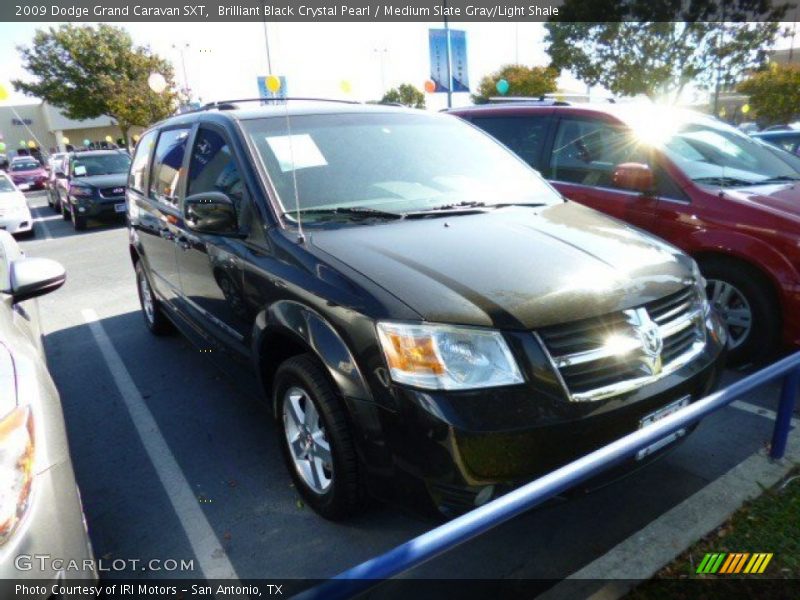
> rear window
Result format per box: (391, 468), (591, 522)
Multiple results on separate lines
(470, 116), (550, 170)
(11, 161), (38, 171)
(128, 130), (157, 193)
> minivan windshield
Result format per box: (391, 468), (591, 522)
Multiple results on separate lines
(10, 160), (39, 172)
(243, 111), (561, 220)
(659, 118), (799, 186)
(73, 153), (131, 176)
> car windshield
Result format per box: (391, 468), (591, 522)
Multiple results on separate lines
(73, 153), (131, 176)
(0, 177), (15, 193)
(11, 160), (39, 171)
(243, 111), (561, 220)
(658, 118), (798, 186)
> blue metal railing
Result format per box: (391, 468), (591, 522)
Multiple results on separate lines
(296, 350), (800, 600)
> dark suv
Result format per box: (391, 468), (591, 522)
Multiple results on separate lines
(58, 150), (131, 230)
(128, 101), (727, 519)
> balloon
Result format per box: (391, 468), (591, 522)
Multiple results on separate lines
(83, 139), (91, 146)
(340, 80), (352, 94)
(0, 142), (6, 152)
(148, 72), (167, 93)
(19, 140), (25, 147)
(62, 136), (70, 145)
(718, 107), (727, 118)
(496, 79), (510, 95)
(266, 75), (281, 93)
(27, 140), (35, 148)
(424, 80), (436, 93)
(741, 104), (750, 114)
(0, 85), (7, 101)
(133, 134), (140, 142)
(105, 135), (113, 143)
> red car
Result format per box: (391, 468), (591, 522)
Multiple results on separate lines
(9, 156), (48, 191)
(451, 103), (800, 364)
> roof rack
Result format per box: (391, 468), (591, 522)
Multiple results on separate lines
(191, 97), (362, 113)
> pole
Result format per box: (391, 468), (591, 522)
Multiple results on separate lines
(262, 19), (273, 73)
(172, 43), (191, 98)
(443, 0), (453, 108)
(770, 369), (799, 459)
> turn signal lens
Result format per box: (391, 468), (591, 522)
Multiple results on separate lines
(376, 322), (523, 390)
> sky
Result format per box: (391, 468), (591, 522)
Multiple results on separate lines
(0, 21), (797, 111)
(0, 21), (584, 111)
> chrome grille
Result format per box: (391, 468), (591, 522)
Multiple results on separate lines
(538, 287), (707, 402)
(99, 186), (125, 199)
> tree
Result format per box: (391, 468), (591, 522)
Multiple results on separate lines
(472, 65), (559, 104)
(13, 24), (178, 144)
(545, 1), (787, 102)
(738, 63), (800, 125)
(381, 84), (425, 108)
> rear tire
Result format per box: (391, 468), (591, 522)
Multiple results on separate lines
(135, 261), (173, 335)
(698, 257), (779, 366)
(274, 354), (366, 520)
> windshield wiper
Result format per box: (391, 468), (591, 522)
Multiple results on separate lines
(692, 176), (757, 187)
(288, 206), (404, 220)
(414, 200), (487, 212)
(756, 175), (800, 184)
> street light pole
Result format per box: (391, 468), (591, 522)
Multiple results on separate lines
(171, 42), (191, 99)
(262, 19), (273, 73)
(373, 47), (388, 93)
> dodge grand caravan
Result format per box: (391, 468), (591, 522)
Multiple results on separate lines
(127, 101), (727, 518)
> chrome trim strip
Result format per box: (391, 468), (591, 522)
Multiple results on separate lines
(532, 331), (572, 401)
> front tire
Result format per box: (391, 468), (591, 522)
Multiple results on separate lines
(135, 261), (173, 335)
(274, 354), (366, 520)
(699, 257), (779, 366)
(72, 209), (87, 231)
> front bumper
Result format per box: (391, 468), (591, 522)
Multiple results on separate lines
(72, 196), (126, 219)
(13, 179), (46, 191)
(0, 215), (33, 234)
(367, 319), (727, 516)
(0, 459), (96, 595)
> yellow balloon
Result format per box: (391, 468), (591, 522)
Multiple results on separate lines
(105, 135), (113, 143)
(62, 136), (70, 145)
(27, 140), (36, 148)
(340, 80), (352, 94)
(133, 134), (140, 142)
(741, 104), (750, 114)
(0, 85), (7, 101)
(266, 75), (281, 93)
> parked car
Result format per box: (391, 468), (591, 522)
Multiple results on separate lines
(0, 154), (8, 171)
(0, 173), (34, 238)
(451, 103), (800, 364)
(752, 130), (800, 156)
(8, 157), (47, 191)
(45, 154), (68, 212)
(0, 230), (95, 586)
(128, 102), (726, 518)
(59, 150), (131, 231)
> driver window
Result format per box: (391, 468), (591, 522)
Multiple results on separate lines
(550, 118), (647, 189)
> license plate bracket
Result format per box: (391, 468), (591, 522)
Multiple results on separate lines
(114, 203), (126, 213)
(636, 395), (690, 460)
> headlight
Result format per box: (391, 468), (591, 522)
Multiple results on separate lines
(0, 344), (34, 546)
(376, 322), (524, 390)
(70, 186), (93, 197)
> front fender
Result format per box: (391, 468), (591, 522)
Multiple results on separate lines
(252, 300), (374, 405)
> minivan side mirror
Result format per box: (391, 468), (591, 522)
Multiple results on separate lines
(10, 257), (66, 303)
(613, 162), (655, 193)
(184, 191), (238, 234)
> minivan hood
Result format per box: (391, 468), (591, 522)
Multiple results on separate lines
(73, 173), (127, 187)
(724, 183), (800, 220)
(309, 202), (694, 330)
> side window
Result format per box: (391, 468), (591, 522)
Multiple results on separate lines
(470, 116), (549, 170)
(187, 128), (250, 223)
(550, 118), (647, 189)
(128, 130), (157, 193)
(149, 128), (191, 206)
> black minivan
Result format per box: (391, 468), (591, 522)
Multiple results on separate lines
(127, 101), (727, 519)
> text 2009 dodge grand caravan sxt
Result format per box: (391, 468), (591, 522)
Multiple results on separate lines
(127, 102), (727, 519)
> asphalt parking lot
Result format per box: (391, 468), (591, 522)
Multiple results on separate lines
(17, 190), (796, 587)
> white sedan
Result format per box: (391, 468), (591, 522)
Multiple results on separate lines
(0, 173), (33, 237)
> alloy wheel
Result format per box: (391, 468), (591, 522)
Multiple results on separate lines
(706, 278), (752, 350)
(282, 386), (333, 494)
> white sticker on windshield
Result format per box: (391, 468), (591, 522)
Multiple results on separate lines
(266, 134), (327, 172)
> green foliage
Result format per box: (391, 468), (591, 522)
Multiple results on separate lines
(380, 84), (425, 109)
(738, 63), (800, 125)
(546, 1), (787, 101)
(13, 24), (178, 142)
(472, 65), (559, 104)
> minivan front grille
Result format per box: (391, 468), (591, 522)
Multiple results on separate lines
(537, 287), (707, 402)
(99, 186), (126, 199)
